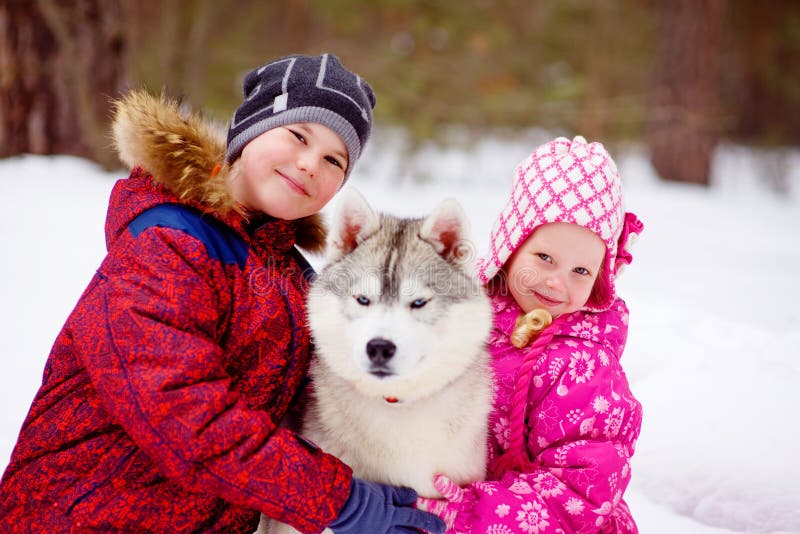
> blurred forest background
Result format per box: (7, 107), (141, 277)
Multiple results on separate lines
(1, 0), (799, 186)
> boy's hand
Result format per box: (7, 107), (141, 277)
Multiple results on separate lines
(328, 478), (445, 534)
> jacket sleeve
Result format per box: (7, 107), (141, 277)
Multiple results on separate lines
(464, 340), (642, 533)
(72, 225), (351, 533)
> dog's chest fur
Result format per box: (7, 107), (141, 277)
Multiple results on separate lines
(305, 352), (490, 497)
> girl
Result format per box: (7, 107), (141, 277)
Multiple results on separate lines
(419, 136), (643, 533)
(0, 54), (443, 534)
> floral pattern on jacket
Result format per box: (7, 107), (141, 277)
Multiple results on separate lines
(451, 292), (641, 533)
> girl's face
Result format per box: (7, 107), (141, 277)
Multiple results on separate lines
(231, 122), (348, 220)
(504, 222), (606, 316)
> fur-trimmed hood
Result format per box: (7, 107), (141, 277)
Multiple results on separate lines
(110, 90), (326, 253)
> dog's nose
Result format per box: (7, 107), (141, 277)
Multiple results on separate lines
(366, 338), (396, 364)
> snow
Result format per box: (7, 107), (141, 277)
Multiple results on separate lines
(2, 137), (799, 533)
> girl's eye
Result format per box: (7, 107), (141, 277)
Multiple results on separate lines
(325, 155), (345, 170)
(410, 298), (429, 309)
(289, 129), (306, 144)
(536, 253), (552, 263)
(574, 267), (590, 276)
(355, 295), (370, 306)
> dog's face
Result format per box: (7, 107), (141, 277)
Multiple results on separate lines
(307, 189), (492, 404)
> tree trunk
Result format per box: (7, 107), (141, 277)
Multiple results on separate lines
(0, 1), (56, 157)
(183, 0), (215, 107)
(157, 0), (216, 107)
(0, 0), (130, 167)
(647, 0), (725, 185)
(731, 0), (800, 145)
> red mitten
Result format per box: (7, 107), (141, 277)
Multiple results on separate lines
(416, 474), (478, 534)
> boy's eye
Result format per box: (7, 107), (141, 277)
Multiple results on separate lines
(288, 129), (306, 143)
(325, 155), (345, 170)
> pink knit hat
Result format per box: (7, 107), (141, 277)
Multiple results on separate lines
(476, 136), (641, 311)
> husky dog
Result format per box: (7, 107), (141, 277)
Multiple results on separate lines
(265, 188), (493, 534)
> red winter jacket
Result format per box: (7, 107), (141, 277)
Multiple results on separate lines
(0, 92), (351, 533)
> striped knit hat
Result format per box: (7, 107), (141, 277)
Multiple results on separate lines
(477, 136), (640, 311)
(226, 54), (376, 179)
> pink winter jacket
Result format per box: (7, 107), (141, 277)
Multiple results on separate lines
(462, 292), (642, 533)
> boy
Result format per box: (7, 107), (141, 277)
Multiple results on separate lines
(0, 54), (443, 534)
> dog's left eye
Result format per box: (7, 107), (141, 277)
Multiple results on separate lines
(410, 298), (429, 309)
(355, 295), (371, 306)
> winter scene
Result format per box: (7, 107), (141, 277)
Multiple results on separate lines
(2, 138), (799, 532)
(2, 2), (799, 533)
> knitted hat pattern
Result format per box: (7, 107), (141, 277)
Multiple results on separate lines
(226, 53), (376, 179)
(476, 136), (625, 311)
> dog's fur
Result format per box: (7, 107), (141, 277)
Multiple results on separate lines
(265, 189), (493, 533)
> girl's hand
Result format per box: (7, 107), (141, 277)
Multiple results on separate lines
(415, 474), (478, 533)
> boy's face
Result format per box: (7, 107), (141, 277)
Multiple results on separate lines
(231, 122), (348, 220)
(504, 222), (605, 316)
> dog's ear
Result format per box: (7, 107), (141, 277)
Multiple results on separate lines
(419, 198), (474, 270)
(327, 187), (380, 263)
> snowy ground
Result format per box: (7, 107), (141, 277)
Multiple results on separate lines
(1, 135), (799, 533)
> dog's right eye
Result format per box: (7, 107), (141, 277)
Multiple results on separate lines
(355, 295), (371, 306)
(410, 298), (429, 309)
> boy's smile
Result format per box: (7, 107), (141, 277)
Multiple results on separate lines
(277, 170), (310, 197)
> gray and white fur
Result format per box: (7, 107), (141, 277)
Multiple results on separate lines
(265, 188), (493, 534)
